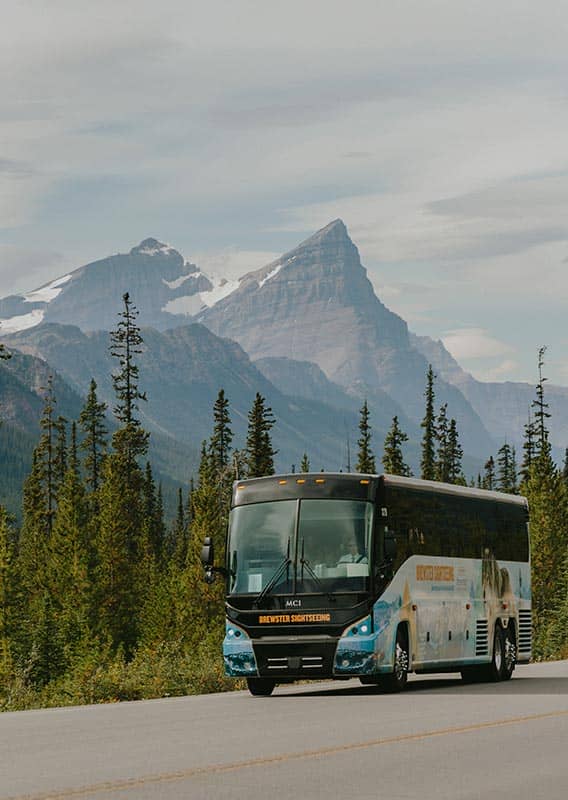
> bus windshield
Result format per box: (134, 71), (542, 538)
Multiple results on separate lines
(228, 499), (374, 596)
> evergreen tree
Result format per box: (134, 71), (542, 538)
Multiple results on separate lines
(435, 403), (450, 482)
(533, 346), (552, 461)
(94, 453), (141, 654)
(356, 400), (376, 473)
(48, 423), (90, 671)
(109, 292), (149, 475)
(171, 487), (189, 567)
(526, 468), (568, 656)
(531, 347), (555, 479)
(93, 295), (150, 654)
(210, 389), (233, 475)
(300, 453), (310, 473)
(53, 415), (68, 491)
(382, 416), (411, 476)
(420, 365), (437, 480)
(447, 419), (465, 485)
(245, 393), (276, 477)
(37, 377), (58, 535)
(482, 456), (496, 490)
(520, 408), (537, 484)
(497, 442), (518, 494)
(18, 452), (49, 598)
(0, 506), (15, 690)
(79, 379), (108, 493)
(562, 448), (568, 485)
(209, 389), (235, 522)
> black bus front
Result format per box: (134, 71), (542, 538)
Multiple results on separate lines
(220, 474), (382, 693)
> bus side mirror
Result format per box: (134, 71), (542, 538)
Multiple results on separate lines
(201, 537), (214, 567)
(384, 533), (397, 561)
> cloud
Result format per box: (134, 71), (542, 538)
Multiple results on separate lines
(193, 248), (280, 281)
(442, 328), (514, 360)
(2, 0), (568, 386)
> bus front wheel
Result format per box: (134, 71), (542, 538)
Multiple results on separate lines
(381, 627), (409, 693)
(247, 678), (275, 697)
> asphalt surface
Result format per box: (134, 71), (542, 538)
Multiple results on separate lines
(1, 660), (567, 800)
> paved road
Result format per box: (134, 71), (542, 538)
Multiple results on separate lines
(1, 660), (567, 800)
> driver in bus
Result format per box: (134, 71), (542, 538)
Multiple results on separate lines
(337, 537), (368, 564)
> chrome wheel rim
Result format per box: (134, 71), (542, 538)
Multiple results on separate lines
(504, 636), (516, 672)
(494, 634), (503, 673)
(394, 642), (408, 682)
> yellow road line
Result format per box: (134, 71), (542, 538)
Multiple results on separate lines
(7, 708), (568, 800)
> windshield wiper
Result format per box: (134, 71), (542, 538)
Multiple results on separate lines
(300, 539), (335, 602)
(253, 538), (291, 608)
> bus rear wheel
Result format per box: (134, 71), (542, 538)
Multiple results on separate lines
(502, 625), (516, 680)
(246, 678), (275, 696)
(487, 625), (506, 682)
(381, 627), (409, 693)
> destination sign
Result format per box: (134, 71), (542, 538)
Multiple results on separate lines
(258, 613), (332, 624)
(416, 564), (454, 582)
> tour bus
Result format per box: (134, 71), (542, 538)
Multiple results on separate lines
(201, 473), (531, 696)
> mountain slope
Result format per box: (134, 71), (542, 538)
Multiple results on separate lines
(197, 220), (496, 458)
(410, 333), (568, 454)
(0, 239), (214, 333)
(3, 322), (363, 473)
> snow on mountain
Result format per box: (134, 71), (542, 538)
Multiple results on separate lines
(0, 239), (238, 333)
(0, 309), (46, 334)
(23, 274), (72, 304)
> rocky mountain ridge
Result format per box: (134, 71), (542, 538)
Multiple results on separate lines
(1, 220), (566, 462)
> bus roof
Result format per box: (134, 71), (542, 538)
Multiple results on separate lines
(382, 473), (528, 506)
(232, 472), (528, 508)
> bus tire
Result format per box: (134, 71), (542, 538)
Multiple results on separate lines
(246, 678), (275, 696)
(488, 625), (506, 682)
(502, 624), (516, 681)
(381, 627), (409, 693)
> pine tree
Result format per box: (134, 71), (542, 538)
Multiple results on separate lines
(171, 487), (189, 567)
(245, 393), (276, 477)
(209, 389), (235, 524)
(210, 389), (233, 475)
(531, 346), (555, 479)
(497, 442), (518, 494)
(53, 415), (68, 493)
(48, 423), (90, 671)
(520, 408), (537, 484)
(382, 416), (411, 476)
(94, 453), (141, 654)
(447, 419), (465, 485)
(93, 294), (150, 654)
(37, 377), (58, 535)
(533, 347), (552, 460)
(420, 365), (437, 480)
(300, 453), (310, 473)
(109, 292), (149, 475)
(356, 400), (376, 473)
(526, 468), (568, 655)
(435, 403), (450, 482)
(482, 456), (495, 490)
(79, 379), (108, 493)
(0, 506), (15, 690)
(562, 448), (568, 485)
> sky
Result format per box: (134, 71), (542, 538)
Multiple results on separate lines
(2, 0), (568, 385)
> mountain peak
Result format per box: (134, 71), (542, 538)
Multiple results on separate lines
(129, 238), (179, 257)
(299, 218), (349, 247)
